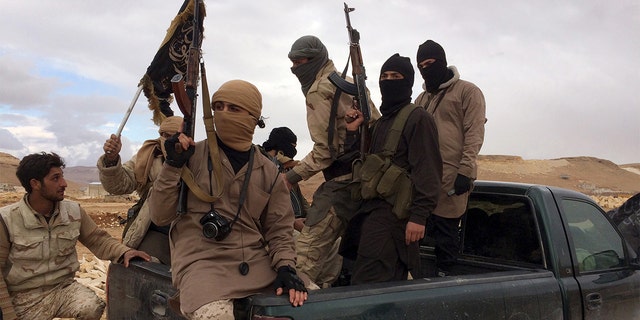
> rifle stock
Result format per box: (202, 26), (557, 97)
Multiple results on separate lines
(171, 74), (191, 119)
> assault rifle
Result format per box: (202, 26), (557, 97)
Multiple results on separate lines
(329, 2), (371, 163)
(171, 0), (203, 215)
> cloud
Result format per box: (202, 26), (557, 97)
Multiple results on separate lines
(0, 55), (59, 108)
(0, 128), (24, 150)
(0, 0), (638, 166)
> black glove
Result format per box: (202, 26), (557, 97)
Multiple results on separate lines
(164, 133), (194, 168)
(273, 265), (307, 293)
(453, 174), (472, 195)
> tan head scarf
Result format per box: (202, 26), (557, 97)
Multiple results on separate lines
(158, 116), (183, 135)
(134, 116), (183, 186)
(211, 80), (262, 118)
(211, 80), (263, 151)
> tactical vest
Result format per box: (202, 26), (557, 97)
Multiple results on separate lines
(0, 198), (81, 292)
(355, 104), (418, 219)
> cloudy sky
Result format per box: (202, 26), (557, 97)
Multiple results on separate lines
(1, 0), (638, 167)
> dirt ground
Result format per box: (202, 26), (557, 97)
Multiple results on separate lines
(74, 200), (131, 258)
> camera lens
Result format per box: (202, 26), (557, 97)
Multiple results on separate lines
(202, 222), (219, 239)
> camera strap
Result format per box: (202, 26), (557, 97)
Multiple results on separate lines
(208, 146), (255, 227)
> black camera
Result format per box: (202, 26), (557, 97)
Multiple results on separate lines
(199, 210), (232, 241)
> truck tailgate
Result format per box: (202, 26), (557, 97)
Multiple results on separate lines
(106, 260), (184, 319)
(249, 270), (564, 320)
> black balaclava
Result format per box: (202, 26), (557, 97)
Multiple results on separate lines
(263, 127), (298, 158)
(417, 40), (450, 93)
(379, 53), (415, 116)
(288, 35), (329, 96)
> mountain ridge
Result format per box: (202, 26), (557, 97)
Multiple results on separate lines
(1, 152), (639, 196)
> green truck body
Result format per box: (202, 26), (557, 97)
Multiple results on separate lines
(107, 181), (640, 319)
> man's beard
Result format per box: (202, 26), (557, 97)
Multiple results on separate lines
(43, 186), (65, 202)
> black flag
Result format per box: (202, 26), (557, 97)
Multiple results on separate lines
(139, 0), (205, 125)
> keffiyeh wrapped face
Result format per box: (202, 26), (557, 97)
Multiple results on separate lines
(288, 35), (329, 95)
(158, 116), (183, 136)
(211, 80), (263, 151)
(158, 116), (183, 158)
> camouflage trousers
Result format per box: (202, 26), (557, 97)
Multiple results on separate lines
(11, 278), (105, 320)
(184, 299), (234, 320)
(296, 180), (361, 288)
(296, 211), (345, 288)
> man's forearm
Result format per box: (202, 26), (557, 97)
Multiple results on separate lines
(148, 164), (182, 226)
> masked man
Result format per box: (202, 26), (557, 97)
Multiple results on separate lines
(148, 80), (307, 319)
(414, 40), (486, 276)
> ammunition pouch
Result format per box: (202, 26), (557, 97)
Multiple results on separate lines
(359, 154), (390, 199)
(377, 164), (412, 220)
(355, 153), (412, 219)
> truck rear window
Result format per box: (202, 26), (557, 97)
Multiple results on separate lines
(462, 193), (543, 266)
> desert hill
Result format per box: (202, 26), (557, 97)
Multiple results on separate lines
(0, 152), (20, 187)
(1, 152), (639, 198)
(476, 155), (640, 196)
(0, 153), (89, 194)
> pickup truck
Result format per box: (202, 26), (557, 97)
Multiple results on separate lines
(106, 180), (640, 319)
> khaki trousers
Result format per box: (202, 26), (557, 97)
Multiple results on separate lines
(12, 278), (104, 320)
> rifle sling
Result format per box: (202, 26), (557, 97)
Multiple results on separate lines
(180, 166), (218, 203)
(179, 62), (224, 204)
(327, 60), (351, 161)
(327, 87), (342, 161)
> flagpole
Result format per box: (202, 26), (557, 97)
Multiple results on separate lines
(115, 85), (144, 137)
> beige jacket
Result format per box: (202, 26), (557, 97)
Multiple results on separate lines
(97, 148), (164, 248)
(148, 142), (296, 314)
(288, 60), (380, 183)
(415, 66), (486, 218)
(0, 197), (130, 318)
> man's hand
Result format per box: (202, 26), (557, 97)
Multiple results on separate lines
(122, 249), (151, 267)
(274, 266), (308, 307)
(453, 174), (472, 195)
(405, 221), (425, 245)
(103, 134), (122, 162)
(164, 133), (195, 168)
(345, 109), (364, 131)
